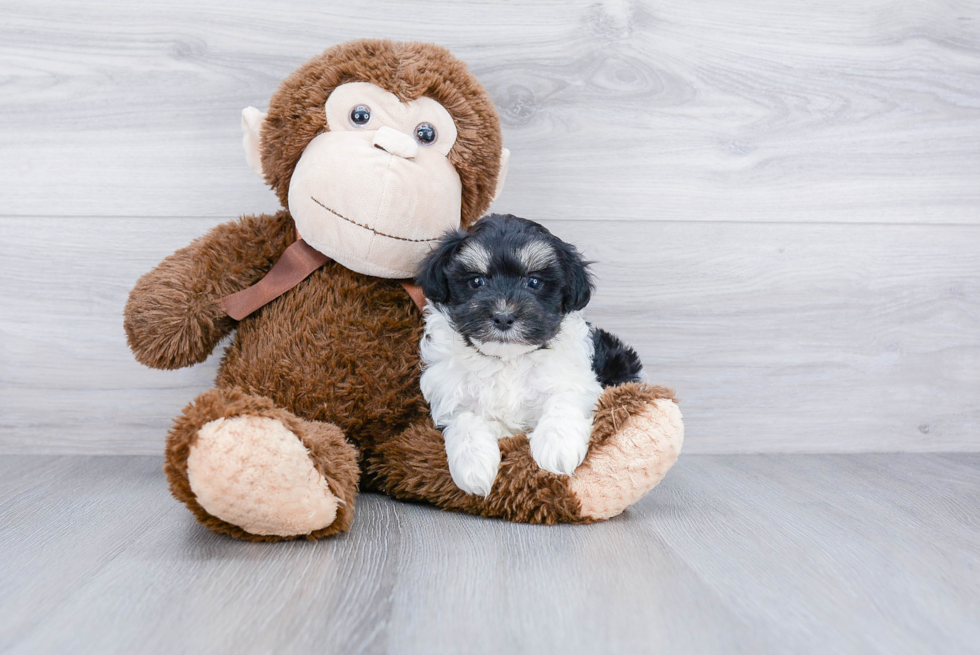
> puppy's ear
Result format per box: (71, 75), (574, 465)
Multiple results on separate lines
(554, 238), (594, 312)
(415, 230), (467, 304)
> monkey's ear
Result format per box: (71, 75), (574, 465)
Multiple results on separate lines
(242, 107), (267, 178)
(492, 148), (510, 201)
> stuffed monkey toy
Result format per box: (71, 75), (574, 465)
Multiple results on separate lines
(124, 39), (683, 541)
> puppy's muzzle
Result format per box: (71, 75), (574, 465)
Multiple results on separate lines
(491, 312), (516, 332)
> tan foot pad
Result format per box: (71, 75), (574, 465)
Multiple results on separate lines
(187, 416), (338, 536)
(570, 398), (684, 521)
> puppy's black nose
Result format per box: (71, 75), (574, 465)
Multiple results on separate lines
(492, 312), (516, 331)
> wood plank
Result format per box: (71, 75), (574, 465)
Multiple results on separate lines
(0, 456), (178, 651)
(644, 454), (980, 654)
(1, 0), (978, 222)
(1, 454), (978, 654)
(0, 456), (402, 654)
(384, 503), (772, 654)
(1, 216), (977, 454)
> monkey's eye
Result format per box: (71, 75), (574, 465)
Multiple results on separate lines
(526, 277), (543, 290)
(415, 122), (437, 145)
(349, 105), (371, 127)
(468, 276), (486, 289)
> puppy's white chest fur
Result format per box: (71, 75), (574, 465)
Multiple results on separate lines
(420, 308), (601, 437)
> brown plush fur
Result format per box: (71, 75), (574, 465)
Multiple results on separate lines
(261, 39), (502, 228)
(589, 382), (678, 449)
(124, 41), (680, 540)
(124, 211), (295, 370)
(214, 253), (427, 455)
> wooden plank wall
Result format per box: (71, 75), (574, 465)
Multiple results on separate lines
(1, 0), (978, 454)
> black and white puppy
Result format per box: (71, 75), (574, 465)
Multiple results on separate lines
(415, 213), (644, 497)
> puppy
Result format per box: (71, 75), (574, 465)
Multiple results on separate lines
(415, 213), (644, 497)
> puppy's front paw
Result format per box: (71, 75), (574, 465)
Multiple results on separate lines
(448, 443), (500, 497)
(529, 414), (592, 476)
(444, 419), (501, 497)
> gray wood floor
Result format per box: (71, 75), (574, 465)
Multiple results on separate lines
(2, 454), (978, 655)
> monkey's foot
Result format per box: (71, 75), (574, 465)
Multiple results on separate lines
(568, 383), (684, 521)
(188, 415), (341, 535)
(166, 388), (360, 541)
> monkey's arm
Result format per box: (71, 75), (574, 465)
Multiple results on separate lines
(124, 210), (295, 370)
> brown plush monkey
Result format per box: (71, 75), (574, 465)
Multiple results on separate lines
(124, 39), (683, 541)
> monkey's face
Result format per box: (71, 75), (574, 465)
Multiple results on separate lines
(286, 82), (463, 278)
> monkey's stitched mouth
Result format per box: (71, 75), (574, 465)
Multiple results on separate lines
(311, 197), (440, 243)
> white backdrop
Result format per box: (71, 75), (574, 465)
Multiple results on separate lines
(1, 0), (978, 453)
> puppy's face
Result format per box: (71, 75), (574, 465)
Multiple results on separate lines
(416, 214), (593, 355)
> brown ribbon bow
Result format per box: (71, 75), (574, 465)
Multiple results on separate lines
(219, 238), (426, 320)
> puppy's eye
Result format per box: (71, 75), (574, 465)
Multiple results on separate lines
(415, 122), (437, 145)
(526, 277), (543, 290)
(468, 276), (486, 289)
(349, 105), (371, 127)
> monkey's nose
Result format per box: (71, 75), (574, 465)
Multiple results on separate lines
(372, 126), (418, 160)
(492, 312), (516, 331)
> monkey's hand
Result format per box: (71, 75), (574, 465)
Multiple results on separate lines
(124, 211), (295, 370)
